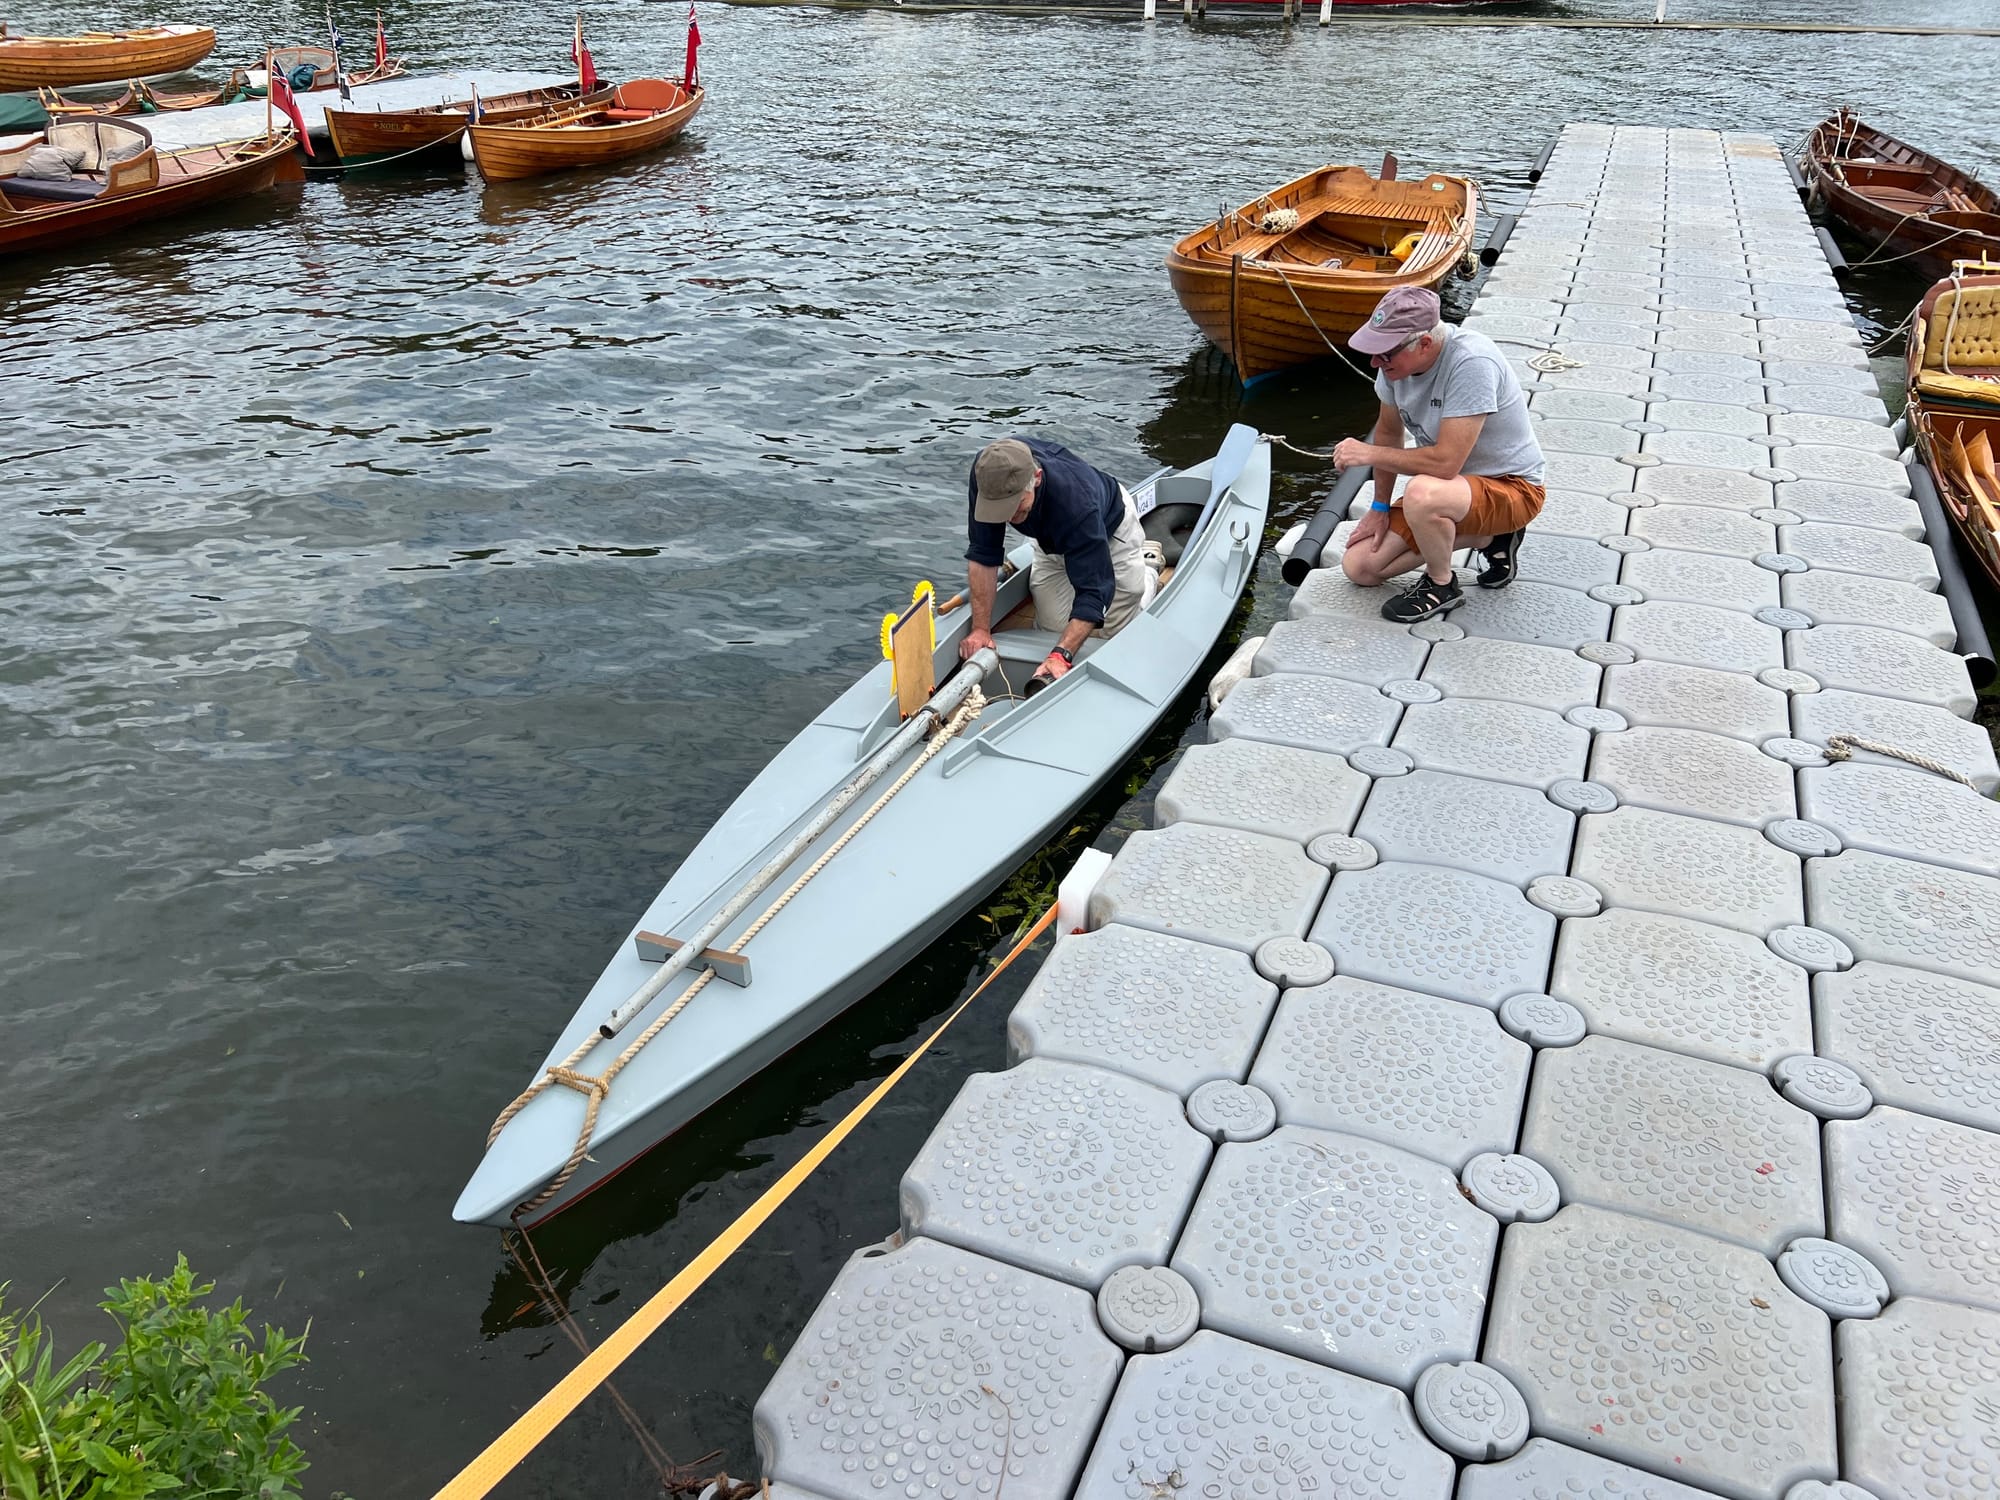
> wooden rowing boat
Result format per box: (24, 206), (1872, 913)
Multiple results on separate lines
(467, 77), (703, 182)
(1167, 160), (1478, 383)
(0, 23), (215, 89)
(1803, 110), (2000, 281)
(454, 428), (1271, 1226)
(37, 70), (260, 119)
(1907, 263), (2000, 590)
(324, 82), (615, 165)
(264, 44), (406, 92)
(0, 115), (296, 256)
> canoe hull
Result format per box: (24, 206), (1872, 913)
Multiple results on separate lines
(454, 437), (1273, 1226)
(1804, 109), (2000, 281)
(468, 84), (704, 181)
(0, 26), (215, 89)
(1167, 163), (1477, 382)
(324, 84), (614, 164)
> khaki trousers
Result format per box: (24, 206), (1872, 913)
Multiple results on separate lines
(1029, 485), (1154, 637)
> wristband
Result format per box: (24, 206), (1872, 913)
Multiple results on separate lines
(1369, 500), (1392, 513)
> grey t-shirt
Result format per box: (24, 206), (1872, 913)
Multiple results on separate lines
(1373, 326), (1545, 483)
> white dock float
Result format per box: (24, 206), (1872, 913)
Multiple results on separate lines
(750, 124), (2000, 1500)
(138, 70), (569, 152)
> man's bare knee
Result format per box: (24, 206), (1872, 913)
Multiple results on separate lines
(1341, 548), (1383, 587)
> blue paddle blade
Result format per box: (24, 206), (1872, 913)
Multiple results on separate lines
(1208, 422), (1261, 504)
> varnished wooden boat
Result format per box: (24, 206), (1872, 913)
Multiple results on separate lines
(1907, 263), (2000, 589)
(0, 115), (295, 256)
(0, 23), (214, 89)
(1804, 110), (2000, 281)
(265, 44), (406, 92)
(1167, 160), (1477, 382)
(38, 70), (260, 119)
(324, 81), (615, 165)
(468, 77), (703, 182)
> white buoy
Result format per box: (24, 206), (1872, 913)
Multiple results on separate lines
(1144, 0), (1155, 18)
(461, 130), (476, 163)
(1274, 520), (1309, 562)
(1319, 0), (1332, 23)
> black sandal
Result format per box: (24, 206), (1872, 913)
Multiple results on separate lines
(1477, 529), (1523, 589)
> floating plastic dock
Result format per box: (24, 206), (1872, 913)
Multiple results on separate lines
(136, 70), (568, 152)
(750, 124), (2000, 1500)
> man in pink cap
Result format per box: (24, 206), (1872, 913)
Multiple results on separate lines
(1332, 286), (1546, 622)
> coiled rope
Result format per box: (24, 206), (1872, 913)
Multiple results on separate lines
(1824, 731), (1976, 789)
(487, 686), (989, 1221)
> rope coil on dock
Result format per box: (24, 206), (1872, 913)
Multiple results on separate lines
(487, 685), (990, 1220)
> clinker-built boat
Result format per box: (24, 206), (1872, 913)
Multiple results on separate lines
(0, 115), (295, 256)
(455, 427), (1271, 1225)
(1907, 263), (2000, 588)
(324, 81), (615, 166)
(466, 77), (703, 181)
(1167, 160), (1476, 383)
(1803, 109), (2000, 281)
(0, 23), (215, 89)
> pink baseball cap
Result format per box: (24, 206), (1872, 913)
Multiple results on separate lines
(1348, 286), (1443, 354)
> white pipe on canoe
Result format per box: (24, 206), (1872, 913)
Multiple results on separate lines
(595, 647), (1000, 1039)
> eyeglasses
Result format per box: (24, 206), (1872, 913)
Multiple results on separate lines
(1368, 333), (1426, 368)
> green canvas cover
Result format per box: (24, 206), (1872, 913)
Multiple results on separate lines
(0, 94), (51, 134)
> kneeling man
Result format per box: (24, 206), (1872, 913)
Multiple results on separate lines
(958, 435), (1153, 689)
(1335, 287), (1548, 623)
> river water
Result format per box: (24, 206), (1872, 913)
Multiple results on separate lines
(1, 0), (1993, 1493)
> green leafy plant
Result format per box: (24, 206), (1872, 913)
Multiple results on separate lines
(0, 1257), (308, 1500)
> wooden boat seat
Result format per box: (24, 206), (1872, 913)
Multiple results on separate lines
(601, 107), (654, 121)
(1914, 286), (2000, 404)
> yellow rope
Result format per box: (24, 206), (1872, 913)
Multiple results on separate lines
(488, 687), (989, 1220)
(432, 900), (1062, 1500)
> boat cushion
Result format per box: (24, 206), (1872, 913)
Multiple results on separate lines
(612, 78), (685, 111)
(2, 172), (105, 200)
(15, 143), (82, 179)
(1921, 288), (2000, 372)
(601, 107), (653, 121)
(1916, 369), (2000, 405)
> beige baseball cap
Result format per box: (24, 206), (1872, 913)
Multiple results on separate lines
(973, 439), (1036, 523)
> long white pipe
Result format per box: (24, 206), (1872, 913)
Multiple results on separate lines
(596, 647), (999, 1038)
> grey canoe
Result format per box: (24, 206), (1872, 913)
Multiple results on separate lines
(454, 428), (1271, 1225)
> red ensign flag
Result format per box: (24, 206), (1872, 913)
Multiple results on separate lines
(684, 3), (700, 89)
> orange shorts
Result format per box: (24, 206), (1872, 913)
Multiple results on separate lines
(1387, 474), (1546, 549)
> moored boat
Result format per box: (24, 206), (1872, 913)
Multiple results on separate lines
(38, 70), (262, 118)
(0, 114), (296, 256)
(0, 23), (215, 89)
(1167, 160), (1477, 382)
(1803, 109), (2000, 281)
(466, 77), (702, 182)
(264, 43), (406, 93)
(324, 81), (615, 166)
(453, 427), (1272, 1226)
(1907, 262), (2000, 588)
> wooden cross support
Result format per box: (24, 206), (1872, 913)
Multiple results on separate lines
(633, 930), (753, 987)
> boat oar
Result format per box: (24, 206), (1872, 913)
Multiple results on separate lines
(935, 560), (1018, 617)
(1183, 422), (1263, 556)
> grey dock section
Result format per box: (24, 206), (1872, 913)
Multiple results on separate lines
(751, 124), (2000, 1500)
(137, 70), (569, 152)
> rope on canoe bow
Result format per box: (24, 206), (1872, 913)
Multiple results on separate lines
(487, 685), (991, 1222)
(1823, 732), (1977, 788)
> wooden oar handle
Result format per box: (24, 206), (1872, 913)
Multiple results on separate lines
(936, 560), (1019, 616)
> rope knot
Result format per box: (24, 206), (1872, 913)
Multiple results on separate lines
(547, 1066), (611, 1101)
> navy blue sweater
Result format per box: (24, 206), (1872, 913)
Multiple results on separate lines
(965, 436), (1123, 625)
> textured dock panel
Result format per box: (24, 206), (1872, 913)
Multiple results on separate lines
(1572, 805), (1803, 935)
(1156, 738), (1369, 846)
(1780, 568), (1955, 646)
(1521, 1036), (1823, 1252)
(1353, 769), (1576, 884)
(1511, 531), (1624, 591)
(1007, 924), (1277, 1097)
(1092, 823), (1328, 955)
(1792, 687), (2000, 794)
(1600, 658), (1790, 741)
(1824, 1106), (2000, 1313)
(1550, 906), (1811, 1069)
(1252, 614), (1431, 687)
(1485, 1204), (1836, 1500)
(1786, 623), (1976, 715)
(1813, 962), (2000, 1133)
(1459, 1438), (1722, 1500)
(1248, 976), (1530, 1168)
(1806, 849), (2000, 987)
(1418, 635), (1602, 713)
(1780, 522), (1940, 589)
(1635, 461), (1771, 511)
(1208, 671), (1405, 757)
(1774, 478), (1922, 534)
(1627, 502), (1776, 558)
(1612, 599), (1784, 673)
(1535, 488), (1632, 539)
(1837, 1298), (2000, 1500)
(1619, 546), (1780, 610)
(1171, 1125), (1496, 1387)
(1587, 724), (1796, 826)
(1448, 580), (1613, 649)
(1072, 1330), (1453, 1500)
(1309, 862), (1557, 1007)
(1390, 697), (1591, 789)
(1291, 565), (1422, 623)
(900, 1058), (1210, 1289)
(753, 1236), (1121, 1498)
(1796, 761), (2000, 877)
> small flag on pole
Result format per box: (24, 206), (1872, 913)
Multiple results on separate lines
(468, 81), (482, 124)
(683, 2), (700, 89)
(374, 10), (388, 71)
(327, 4), (352, 99)
(269, 68), (315, 156)
(571, 12), (597, 94)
